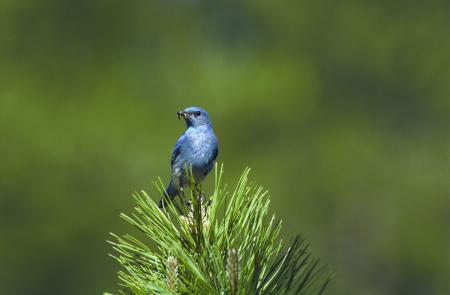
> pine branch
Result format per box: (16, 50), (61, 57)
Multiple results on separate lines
(107, 164), (331, 294)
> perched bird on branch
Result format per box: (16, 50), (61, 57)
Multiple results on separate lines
(158, 106), (219, 208)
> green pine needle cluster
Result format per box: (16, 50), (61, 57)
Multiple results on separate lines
(107, 165), (331, 294)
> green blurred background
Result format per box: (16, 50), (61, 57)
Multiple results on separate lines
(1, 1), (449, 294)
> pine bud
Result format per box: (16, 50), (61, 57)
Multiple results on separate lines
(227, 248), (239, 295)
(166, 256), (178, 292)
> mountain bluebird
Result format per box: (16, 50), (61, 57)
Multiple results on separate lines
(158, 106), (219, 208)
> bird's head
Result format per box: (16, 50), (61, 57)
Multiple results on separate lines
(176, 106), (212, 128)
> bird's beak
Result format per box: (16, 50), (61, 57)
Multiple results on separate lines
(176, 110), (188, 120)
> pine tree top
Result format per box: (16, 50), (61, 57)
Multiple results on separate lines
(106, 164), (331, 295)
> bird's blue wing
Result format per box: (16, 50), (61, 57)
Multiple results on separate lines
(212, 144), (218, 161)
(171, 134), (185, 166)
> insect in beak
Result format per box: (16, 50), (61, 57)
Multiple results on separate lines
(176, 111), (187, 120)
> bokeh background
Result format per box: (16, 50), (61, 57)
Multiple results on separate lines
(1, 1), (449, 294)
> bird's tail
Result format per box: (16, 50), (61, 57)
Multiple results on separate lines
(158, 181), (178, 208)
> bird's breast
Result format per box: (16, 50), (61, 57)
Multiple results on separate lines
(185, 130), (217, 167)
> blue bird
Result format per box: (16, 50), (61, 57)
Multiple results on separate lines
(158, 106), (219, 208)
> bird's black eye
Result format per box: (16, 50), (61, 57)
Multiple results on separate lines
(194, 111), (202, 117)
